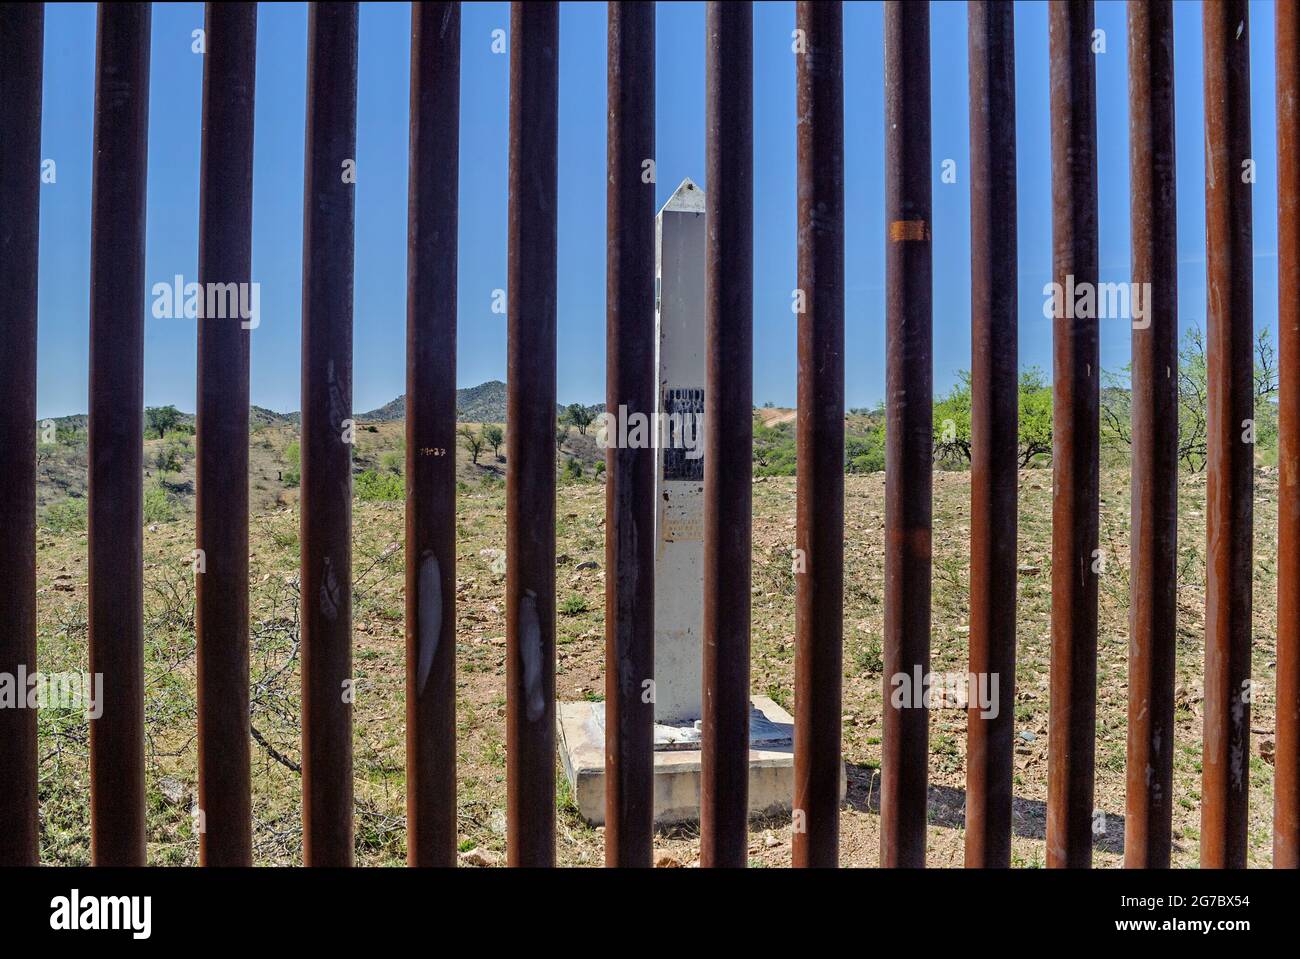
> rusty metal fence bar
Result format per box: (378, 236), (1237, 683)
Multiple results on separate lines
(1124, 0), (1178, 870)
(0, 0), (44, 870)
(701, 0), (754, 869)
(1046, 0), (1099, 870)
(195, 0), (258, 868)
(965, 0), (1017, 870)
(604, 0), (657, 868)
(882, 0), (932, 870)
(1278, 0), (1300, 871)
(88, 0), (151, 868)
(405, 0), (461, 869)
(793, 0), (845, 870)
(1202, 0), (1254, 871)
(506, 0), (559, 868)
(300, 0), (358, 867)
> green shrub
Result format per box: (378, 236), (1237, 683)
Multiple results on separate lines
(753, 420), (797, 476)
(143, 487), (175, 523)
(42, 497), (88, 533)
(853, 637), (884, 674)
(354, 469), (404, 502)
(559, 594), (589, 616)
(562, 457), (583, 481)
(282, 440), (301, 487)
(152, 443), (184, 478)
(845, 432), (886, 474)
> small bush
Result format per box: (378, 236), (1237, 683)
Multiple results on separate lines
(559, 594), (589, 616)
(282, 440), (301, 487)
(753, 421), (797, 476)
(152, 443), (184, 478)
(845, 434), (886, 474)
(562, 458), (583, 481)
(42, 497), (88, 533)
(853, 637), (884, 674)
(355, 469), (404, 502)
(144, 487), (175, 523)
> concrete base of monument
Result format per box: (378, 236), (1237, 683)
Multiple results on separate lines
(556, 695), (846, 827)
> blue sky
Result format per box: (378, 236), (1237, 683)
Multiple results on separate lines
(33, 0), (1282, 420)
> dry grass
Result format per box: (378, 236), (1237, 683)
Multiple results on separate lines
(31, 463), (1281, 867)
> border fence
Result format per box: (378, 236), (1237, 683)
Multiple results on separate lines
(0, 0), (1296, 869)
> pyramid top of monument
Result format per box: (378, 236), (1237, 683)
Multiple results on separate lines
(658, 177), (705, 216)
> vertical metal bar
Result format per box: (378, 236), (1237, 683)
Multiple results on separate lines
(506, 0), (558, 868)
(793, 0), (844, 870)
(300, 0), (358, 867)
(604, 0), (656, 868)
(406, 0), (460, 870)
(1125, 0), (1178, 870)
(964, 0), (1017, 870)
(701, 0), (753, 869)
(882, 0), (931, 869)
(1277, 0), (1300, 870)
(1046, 0), (1099, 870)
(1201, 0), (1253, 870)
(88, 0), (151, 868)
(195, 0), (257, 868)
(0, 0), (44, 869)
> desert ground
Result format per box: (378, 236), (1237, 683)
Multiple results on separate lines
(29, 413), (1281, 866)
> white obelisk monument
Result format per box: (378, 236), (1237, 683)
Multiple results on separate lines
(556, 178), (819, 825)
(652, 177), (706, 725)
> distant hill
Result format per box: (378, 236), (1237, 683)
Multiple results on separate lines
(356, 395), (408, 422)
(39, 380), (578, 433)
(251, 405), (298, 427)
(455, 380), (509, 423)
(358, 380), (511, 423)
(359, 380), (582, 425)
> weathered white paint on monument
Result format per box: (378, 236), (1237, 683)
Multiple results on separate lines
(556, 177), (829, 827)
(653, 178), (705, 724)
